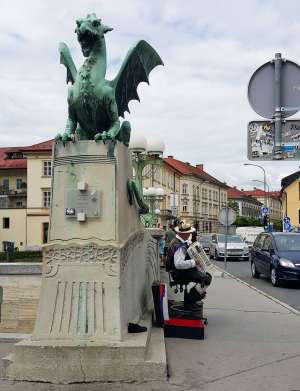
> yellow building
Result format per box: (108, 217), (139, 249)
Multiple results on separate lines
(21, 141), (52, 247)
(0, 140), (52, 250)
(281, 171), (300, 228)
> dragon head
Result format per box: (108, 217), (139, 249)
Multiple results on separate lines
(75, 13), (113, 57)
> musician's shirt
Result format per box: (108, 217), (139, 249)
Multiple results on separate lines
(174, 235), (196, 270)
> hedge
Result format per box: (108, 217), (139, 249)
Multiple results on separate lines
(0, 251), (42, 262)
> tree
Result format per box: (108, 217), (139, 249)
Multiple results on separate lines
(228, 201), (239, 214)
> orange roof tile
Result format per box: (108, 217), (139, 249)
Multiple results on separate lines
(164, 157), (228, 188)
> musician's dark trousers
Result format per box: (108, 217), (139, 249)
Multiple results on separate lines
(172, 268), (212, 286)
(172, 268), (212, 306)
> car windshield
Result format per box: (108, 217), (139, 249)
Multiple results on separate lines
(199, 236), (211, 245)
(217, 235), (243, 243)
(275, 234), (300, 251)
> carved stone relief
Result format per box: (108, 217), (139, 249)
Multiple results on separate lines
(120, 231), (144, 273)
(43, 243), (119, 278)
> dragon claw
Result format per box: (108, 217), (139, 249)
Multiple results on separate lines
(55, 133), (63, 143)
(94, 133), (102, 142)
(62, 133), (72, 142)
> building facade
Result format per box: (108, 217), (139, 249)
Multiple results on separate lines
(0, 140), (52, 251)
(227, 187), (262, 218)
(281, 171), (300, 228)
(143, 156), (228, 233)
(242, 188), (282, 221)
(142, 159), (181, 228)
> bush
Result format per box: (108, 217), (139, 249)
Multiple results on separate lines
(0, 251), (42, 262)
(235, 216), (262, 227)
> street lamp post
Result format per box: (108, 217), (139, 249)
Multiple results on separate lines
(243, 163), (267, 210)
(143, 187), (165, 227)
(129, 134), (165, 228)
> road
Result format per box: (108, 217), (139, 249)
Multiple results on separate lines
(212, 258), (300, 311)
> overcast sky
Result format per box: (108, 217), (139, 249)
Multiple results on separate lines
(1, 0), (300, 190)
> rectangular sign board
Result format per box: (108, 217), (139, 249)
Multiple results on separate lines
(247, 120), (300, 160)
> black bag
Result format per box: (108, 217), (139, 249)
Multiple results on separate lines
(165, 238), (177, 272)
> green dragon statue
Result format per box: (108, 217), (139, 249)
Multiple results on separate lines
(55, 13), (163, 145)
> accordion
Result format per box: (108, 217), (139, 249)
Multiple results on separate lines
(187, 241), (213, 273)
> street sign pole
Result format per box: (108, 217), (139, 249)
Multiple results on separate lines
(224, 207), (229, 273)
(274, 53), (282, 156)
(218, 206), (236, 277)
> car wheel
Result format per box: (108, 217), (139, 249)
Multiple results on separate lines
(270, 267), (280, 287)
(251, 261), (260, 278)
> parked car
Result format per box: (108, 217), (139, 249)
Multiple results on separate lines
(198, 234), (212, 254)
(250, 232), (300, 286)
(209, 234), (250, 261)
(236, 226), (264, 248)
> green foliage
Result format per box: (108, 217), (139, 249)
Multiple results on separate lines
(228, 201), (239, 214)
(235, 216), (262, 227)
(270, 219), (282, 232)
(0, 251), (42, 263)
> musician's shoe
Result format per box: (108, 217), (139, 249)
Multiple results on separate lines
(128, 323), (147, 333)
(185, 286), (206, 307)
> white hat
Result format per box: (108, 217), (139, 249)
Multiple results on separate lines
(174, 221), (195, 234)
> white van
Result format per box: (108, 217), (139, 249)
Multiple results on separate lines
(235, 227), (264, 248)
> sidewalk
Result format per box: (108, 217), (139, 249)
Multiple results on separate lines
(0, 267), (300, 390)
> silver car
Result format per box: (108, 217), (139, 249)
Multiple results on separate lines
(209, 234), (250, 261)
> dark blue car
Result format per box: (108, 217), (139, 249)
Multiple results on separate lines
(250, 232), (300, 286)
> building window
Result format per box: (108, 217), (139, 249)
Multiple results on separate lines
(2, 178), (9, 192)
(16, 201), (23, 208)
(43, 161), (52, 176)
(43, 191), (51, 208)
(43, 222), (49, 244)
(16, 178), (23, 190)
(182, 183), (188, 194)
(183, 205), (188, 212)
(3, 218), (10, 229)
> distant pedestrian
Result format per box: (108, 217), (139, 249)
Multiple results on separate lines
(164, 224), (176, 263)
(159, 236), (166, 267)
(165, 224), (176, 246)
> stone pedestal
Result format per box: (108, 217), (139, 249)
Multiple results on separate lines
(5, 141), (166, 383)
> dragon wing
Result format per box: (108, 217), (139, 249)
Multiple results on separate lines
(111, 40), (163, 118)
(59, 42), (77, 84)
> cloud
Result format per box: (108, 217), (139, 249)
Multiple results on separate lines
(1, 0), (300, 190)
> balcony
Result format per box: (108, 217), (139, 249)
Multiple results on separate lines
(0, 189), (27, 197)
(160, 209), (174, 218)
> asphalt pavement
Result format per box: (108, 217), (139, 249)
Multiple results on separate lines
(212, 258), (300, 311)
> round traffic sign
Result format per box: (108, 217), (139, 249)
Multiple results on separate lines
(248, 59), (300, 119)
(218, 207), (236, 226)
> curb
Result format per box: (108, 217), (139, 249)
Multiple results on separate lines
(0, 333), (30, 342)
(213, 265), (300, 318)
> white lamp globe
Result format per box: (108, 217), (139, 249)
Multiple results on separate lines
(155, 187), (164, 196)
(129, 133), (147, 153)
(148, 187), (156, 196)
(154, 209), (161, 215)
(143, 188), (150, 196)
(146, 137), (165, 156)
